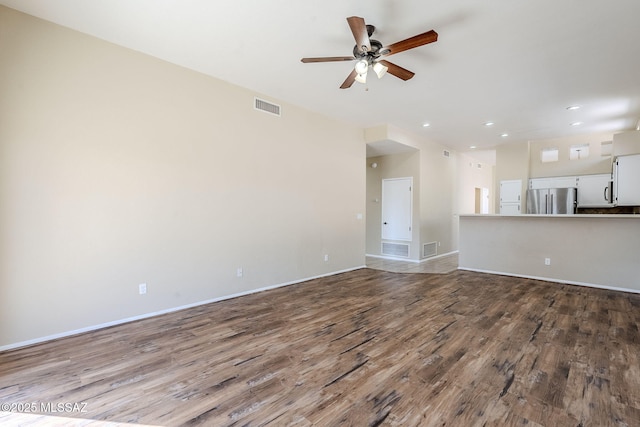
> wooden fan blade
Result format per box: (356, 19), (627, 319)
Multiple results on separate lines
(301, 56), (355, 63)
(347, 16), (371, 53)
(381, 30), (438, 56)
(379, 60), (415, 81)
(340, 69), (358, 89)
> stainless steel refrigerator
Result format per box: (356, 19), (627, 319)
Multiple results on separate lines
(526, 187), (577, 214)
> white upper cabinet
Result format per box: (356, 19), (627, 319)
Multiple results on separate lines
(614, 154), (640, 206)
(576, 174), (613, 207)
(529, 178), (553, 189)
(529, 176), (578, 189)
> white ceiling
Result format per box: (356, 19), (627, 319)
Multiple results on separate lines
(3, 0), (640, 162)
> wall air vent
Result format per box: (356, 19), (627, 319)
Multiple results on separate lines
(254, 97), (281, 116)
(443, 150), (450, 158)
(382, 242), (410, 258)
(422, 241), (438, 258)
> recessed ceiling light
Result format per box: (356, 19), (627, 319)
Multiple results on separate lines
(484, 122), (495, 126)
(501, 133), (509, 137)
(422, 123), (430, 127)
(470, 145), (477, 149)
(566, 105), (581, 111)
(571, 122), (583, 126)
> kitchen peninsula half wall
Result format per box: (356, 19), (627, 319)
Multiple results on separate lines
(459, 214), (640, 293)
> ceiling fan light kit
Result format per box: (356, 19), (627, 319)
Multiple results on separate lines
(354, 59), (369, 75)
(373, 62), (388, 79)
(353, 58), (389, 85)
(301, 16), (438, 89)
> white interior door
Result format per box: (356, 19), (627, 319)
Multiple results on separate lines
(381, 177), (412, 241)
(481, 187), (490, 214)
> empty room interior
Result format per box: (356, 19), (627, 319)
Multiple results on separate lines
(2, 1), (640, 426)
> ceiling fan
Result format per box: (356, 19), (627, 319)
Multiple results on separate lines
(301, 16), (438, 89)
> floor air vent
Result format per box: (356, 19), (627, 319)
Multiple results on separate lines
(254, 97), (281, 116)
(382, 242), (410, 258)
(422, 242), (438, 258)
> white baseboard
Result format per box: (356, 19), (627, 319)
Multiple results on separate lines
(366, 250), (459, 264)
(420, 250), (459, 263)
(366, 253), (421, 263)
(457, 267), (640, 295)
(0, 265), (367, 352)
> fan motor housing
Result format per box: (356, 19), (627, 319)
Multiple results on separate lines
(353, 39), (384, 59)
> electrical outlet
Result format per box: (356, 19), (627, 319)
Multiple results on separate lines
(544, 258), (551, 266)
(139, 283), (147, 295)
(236, 267), (243, 278)
(324, 254), (329, 262)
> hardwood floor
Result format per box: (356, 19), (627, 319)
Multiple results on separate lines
(2, 267), (640, 426)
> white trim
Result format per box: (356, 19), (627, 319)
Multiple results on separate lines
(420, 250), (458, 263)
(0, 265), (366, 352)
(366, 253), (420, 263)
(457, 267), (640, 295)
(365, 250), (458, 264)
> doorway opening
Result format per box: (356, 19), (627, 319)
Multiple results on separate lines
(474, 187), (489, 214)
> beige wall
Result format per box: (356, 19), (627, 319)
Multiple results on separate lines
(365, 127), (495, 260)
(613, 130), (640, 156)
(529, 133), (614, 178)
(457, 153), (495, 215)
(494, 142), (530, 212)
(0, 7), (366, 348)
(377, 125), (460, 255)
(418, 139), (458, 255)
(365, 151), (420, 258)
(459, 215), (640, 292)
(365, 125), (462, 259)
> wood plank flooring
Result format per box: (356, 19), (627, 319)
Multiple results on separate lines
(2, 268), (640, 426)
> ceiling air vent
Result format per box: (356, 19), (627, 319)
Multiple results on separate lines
(254, 97), (281, 117)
